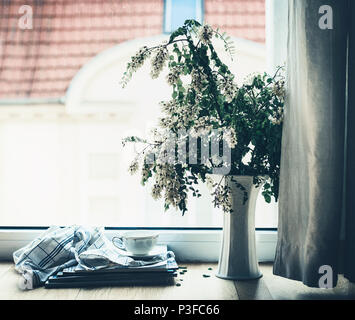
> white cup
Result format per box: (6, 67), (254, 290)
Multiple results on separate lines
(117, 231), (159, 255)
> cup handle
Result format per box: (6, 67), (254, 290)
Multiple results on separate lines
(112, 236), (126, 250)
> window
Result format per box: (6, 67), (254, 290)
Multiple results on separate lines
(164, 0), (204, 33)
(0, 35), (273, 228)
(0, 0), (280, 261)
(0, 36), (275, 227)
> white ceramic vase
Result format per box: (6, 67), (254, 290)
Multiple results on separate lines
(216, 175), (263, 280)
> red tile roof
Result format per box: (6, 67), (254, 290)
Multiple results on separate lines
(205, 0), (265, 43)
(0, 0), (265, 99)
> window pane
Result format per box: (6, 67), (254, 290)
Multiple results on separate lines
(164, 0), (203, 33)
(0, 0), (276, 228)
(0, 114), (222, 227)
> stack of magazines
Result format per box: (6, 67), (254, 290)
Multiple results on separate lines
(44, 245), (178, 288)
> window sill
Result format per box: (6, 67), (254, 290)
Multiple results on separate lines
(0, 228), (277, 262)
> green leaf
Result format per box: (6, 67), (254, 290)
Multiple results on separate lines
(264, 194), (271, 203)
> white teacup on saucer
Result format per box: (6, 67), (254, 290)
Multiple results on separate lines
(113, 231), (159, 255)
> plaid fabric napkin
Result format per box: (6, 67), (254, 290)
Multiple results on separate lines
(13, 225), (172, 290)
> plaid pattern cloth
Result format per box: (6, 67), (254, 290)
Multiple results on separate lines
(13, 226), (173, 290)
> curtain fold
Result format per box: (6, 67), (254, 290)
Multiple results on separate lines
(273, 0), (353, 287)
(344, 0), (355, 283)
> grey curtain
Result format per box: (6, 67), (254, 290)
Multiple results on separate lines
(273, 0), (355, 287)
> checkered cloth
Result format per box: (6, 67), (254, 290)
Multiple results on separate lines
(13, 226), (173, 290)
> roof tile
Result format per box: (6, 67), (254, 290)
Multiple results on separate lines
(205, 0), (265, 42)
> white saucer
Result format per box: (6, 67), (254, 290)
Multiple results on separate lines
(116, 245), (166, 259)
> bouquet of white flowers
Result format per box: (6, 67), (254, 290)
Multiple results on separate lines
(121, 20), (285, 214)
